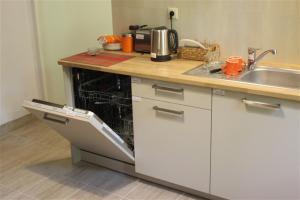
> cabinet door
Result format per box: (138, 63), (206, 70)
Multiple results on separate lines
(211, 90), (300, 200)
(133, 97), (211, 192)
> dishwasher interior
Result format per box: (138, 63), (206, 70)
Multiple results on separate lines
(72, 68), (134, 151)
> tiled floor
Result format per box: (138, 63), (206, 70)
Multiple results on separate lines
(0, 119), (205, 200)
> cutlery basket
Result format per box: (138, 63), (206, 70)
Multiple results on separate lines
(177, 43), (220, 62)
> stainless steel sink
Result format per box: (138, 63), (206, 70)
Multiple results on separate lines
(239, 67), (300, 89)
(184, 62), (300, 89)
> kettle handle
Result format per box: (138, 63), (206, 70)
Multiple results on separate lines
(168, 29), (178, 53)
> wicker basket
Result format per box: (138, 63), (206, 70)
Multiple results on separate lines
(177, 43), (220, 62)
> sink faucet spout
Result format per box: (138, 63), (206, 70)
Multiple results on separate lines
(247, 48), (277, 70)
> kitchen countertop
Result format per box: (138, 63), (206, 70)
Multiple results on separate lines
(58, 51), (300, 102)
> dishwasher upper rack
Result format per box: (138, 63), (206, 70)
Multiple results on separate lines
(77, 76), (132, 107)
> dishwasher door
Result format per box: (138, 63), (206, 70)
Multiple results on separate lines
(23, 99), (134, 164)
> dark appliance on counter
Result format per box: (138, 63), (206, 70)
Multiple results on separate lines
(150, 26), (178, 62)
(130, 25), (153, 53)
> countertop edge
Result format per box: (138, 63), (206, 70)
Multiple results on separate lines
(58, 60), (300, 103)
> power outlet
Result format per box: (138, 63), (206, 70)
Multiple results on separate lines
(168, 7), (179, 20)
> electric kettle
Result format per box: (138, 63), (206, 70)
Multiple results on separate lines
(150, 26), (178, 62)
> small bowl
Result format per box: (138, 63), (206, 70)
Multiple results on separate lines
(103, 43), (122, 51)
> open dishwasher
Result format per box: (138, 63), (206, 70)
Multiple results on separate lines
(23, 68), (135, 164)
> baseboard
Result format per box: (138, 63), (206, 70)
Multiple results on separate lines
(0, 114), (35, 135)
(80, 149), (136, 176)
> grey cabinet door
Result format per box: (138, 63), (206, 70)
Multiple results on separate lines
(211, 90), (300, 199)
(23, 100), (134, 164)
(133, 97), (211, 192)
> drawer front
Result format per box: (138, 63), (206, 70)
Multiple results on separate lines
(133, 98), (211, 192)
(132, 77), (211, 109)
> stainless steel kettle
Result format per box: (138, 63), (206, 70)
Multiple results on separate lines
(150, 26), (178, 62)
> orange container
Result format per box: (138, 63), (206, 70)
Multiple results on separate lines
(228, 56), (245, 68)
(122, 34), (133, 53)
(222, 56), (245, 76)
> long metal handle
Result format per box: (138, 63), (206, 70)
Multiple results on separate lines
(153, 106), (184, 116)
(242, 98), (280, 110)
(43, 113), (69, 124)
(152, 84), (184, 93)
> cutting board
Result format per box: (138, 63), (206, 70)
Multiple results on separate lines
(61, 52), (134, 67)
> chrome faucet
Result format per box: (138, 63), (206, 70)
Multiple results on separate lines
(247, 48), (277, 70)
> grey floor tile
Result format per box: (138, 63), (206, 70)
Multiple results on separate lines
(0, 133), (33, 155)
(26, 157), (87, 179)
(177, 193), (208, 200)
(68, 165), (139, 197)
(0, 168), (48, 193)
(22, 176), (85, 199)
(66, 184), (123, 200)
(0, 184), (35, 200)
(125, 180), (182, 200)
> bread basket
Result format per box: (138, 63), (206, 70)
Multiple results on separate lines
(177, 39), (220, 62)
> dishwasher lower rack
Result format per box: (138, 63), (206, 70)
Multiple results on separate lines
(73, 70), (134, 151)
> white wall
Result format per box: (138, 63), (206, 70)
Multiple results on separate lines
(35, 0), (113, 104)
(112, 0), (300, 63)
(0, 0), (113, 125)
(0, 0), (43, 125)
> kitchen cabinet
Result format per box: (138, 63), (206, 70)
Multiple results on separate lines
(24, 64), (300, 199)
(211, 90), (300, 199)
(133, 89), (211, 192)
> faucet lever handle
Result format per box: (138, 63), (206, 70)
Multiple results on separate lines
(247, 47), (259, 70)
(248, 47), (260, 54)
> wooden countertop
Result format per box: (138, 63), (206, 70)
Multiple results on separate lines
(58, 51), (300, 102)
